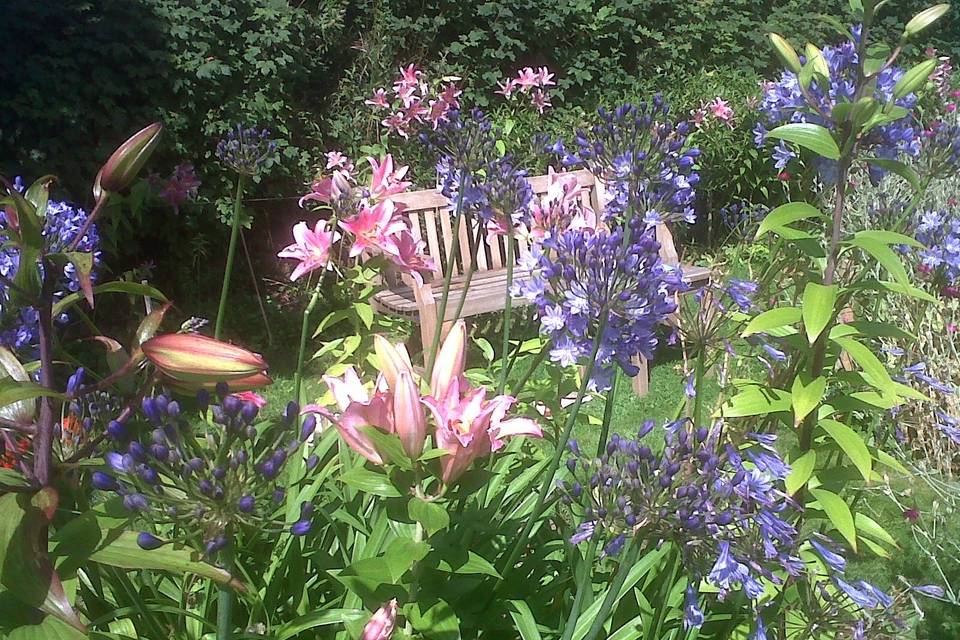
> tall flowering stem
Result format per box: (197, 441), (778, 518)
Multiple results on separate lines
(497, 223), (516, 395)
(214, 174), (245, 339)
(294, 280), (324, 406)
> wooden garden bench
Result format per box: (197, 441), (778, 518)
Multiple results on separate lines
(372, 169), (711, 395)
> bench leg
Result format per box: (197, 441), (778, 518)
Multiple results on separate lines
(631, 355), (649, 397)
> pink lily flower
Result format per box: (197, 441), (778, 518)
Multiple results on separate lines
(439, 82), (462, 107)
(527, 167), (597, 241)
(535, 66), (555, 86)
(361, 599), (398, 640)
(325, 151), (352, 170)
(230, 390), (267, 408)
(530, 89), (551, 114)
(367, 155), (411, 203)
(315, 367), (395, 465)
(365, 88), (390, 109)
(382, 112), (412, 138)
(397, 63), (421, 86)
(277, 220), (341, 281)
(340, 199), (408, 257)
(382, 230), (438, 285)
(394, 369), (427, 458)
(422, 377), (542, 485)
(496, 78), (518, 97)
(299, 170), (353, 207)
(515, 67), (540, 92)
(707, 97), (734, 126)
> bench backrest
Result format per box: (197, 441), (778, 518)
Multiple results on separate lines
(387, 168), (681, 283)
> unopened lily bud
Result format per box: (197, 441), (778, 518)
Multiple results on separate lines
(430, 319), (466, 399)
(373, 335), (413, 390)
(99, 122), (163, 193)
(394, 370), (426, 458)
(361, 599), (398, 640)
(142, 333), (269, 389)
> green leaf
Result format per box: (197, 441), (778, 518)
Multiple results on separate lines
(507, 600), (542, 640)
(862, 158), (921, 191)
(811, 489), (857, 551)
(830, 336), (894, 393)
(408, 497), (450, 536)
(792, 376), (826, 425)
(786, 450), (817, 496)
(767, 123), (840, 160)
(0, 593), (87, 640)
(360, 426), (412, 470)
(717, 386), (792, 418)
(848, 233), (910, 285)
(407, 599), (461, 639)
(435, 550), (501, 578)
(52, 281), (168, 317)
(742, 307), (802, 336)
(875, 449), (910, 475)
(894, 58), (938, 98)
(903, 4), (950, 39)
(24, 175), (55, 221)
(819, 419), (872, 481)
(340, 467), (401, 497)
(855, 512), (898, 547)
(756, 202), (824, 239)
(855, 229), (922, 248)
(353, 302), (373, 329)
(0, 378), (64, 410)
(276, 609), (366, 640)
(0, 347), (36, 423)
(802, 283), (838, 344)
(0, 491), (85, 631)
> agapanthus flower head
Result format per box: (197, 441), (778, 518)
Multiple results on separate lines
(550, 99), (700, 225)
(0, 183), (101, 354)
(561, 423), (802, 613)
(756, 27), (921, 182)
(215, 125), (277, 176)
(92, 385), (319, 556)
(425, 108), (499, 178)
(518, 225), (684, 390)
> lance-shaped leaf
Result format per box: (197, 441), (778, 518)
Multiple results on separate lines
(755, 202), (825, 239)
(0, 347), (36, 423)
(811, 488), (857, 551)
(0, 378), (64, 412)
(0, 490), (86, 631)
(52, 281), (168, 317)
(767, 123), (841, 160)
(24, 175), (56, 221)
(48, 252), (95, 308)
(802, 283), (838, 344)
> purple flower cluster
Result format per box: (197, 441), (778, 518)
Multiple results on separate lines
(216, 125), (277, 176)
(719, 201), (770, 239)
(755, 27), (921, 182)
(548, 99), (701, 225)
(0, 179), (101, 353)
(515, 225), (683, 390)
(150, 163), (201, 215)
(92, 385), (318, 558)
(561, 423), (801, 637)
(429, 109), (534, 230)
(914, 209), (960, 289)
(922, 121), (960, 178)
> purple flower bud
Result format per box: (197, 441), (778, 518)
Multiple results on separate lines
(196, 389), (210, 412)
(123, 493), (149, 512)
(272, 488), (285, 503)
(259, 460), (278, 479)
(106, 451), (126, 472)
(291, 520), (312, 536)
(92, 471), (119, 491)
(136, 532), (165, 550)
(107, 420), (127, 440)
(238, 495), (255, 513)
(603, 534), (626, 557)
(204, 535), (228, 556)
(283, 401), (299, 425)
(300, 501), (314, 519)
(306, 454), (320, 470)
(142, 397), (161, 424)
(241, 402), (259, 423)
(300, 415), (317, 441)
(198, 479), (214, 495)
(211, 405), (227, 424)
(215, 382), (230, 399)
(212, 466), (226, 480)
(154, 394), (169, 416)
(150, 444), (169, 462)
(236, 450), (248, 465)
(638, 420), (654, 439)
(128, 441), (147, 461)
(138, 466), (160, 484)
(166, 400), (180, 418)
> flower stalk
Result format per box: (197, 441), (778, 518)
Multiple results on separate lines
(214, 174), (246, 339)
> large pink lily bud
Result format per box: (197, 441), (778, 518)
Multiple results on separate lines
(430, 320), (466, 399)
(99, 123), (163, 193)
(361, 599), (398, 640)
(394, 370), (426, 458)
(142, 334), (269, 387)
(374, 335), (414, 390)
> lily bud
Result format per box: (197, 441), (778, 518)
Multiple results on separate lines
(430, 319), (466, 400)
(361, 599), (398, 640)
(374, 335), (413, 391)
(142, 333), (269, 387)
(99, 122), (163, 193)
(394, 370), (426, 458)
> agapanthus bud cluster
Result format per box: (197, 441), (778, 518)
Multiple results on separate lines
(755, 27), (921, 183)
(215, 125), (277, 176)
(0, 179), (101, 353)
(92, 385), (318, 558)
(58, 367), (122, 454)
(495, 66), (555, 114)
(516, 225), (684, 391)
(913, 209), (960, 289)
(365, 64), (462, 139)
(561, 424), (801, 637)
(548, 99), (701, 225)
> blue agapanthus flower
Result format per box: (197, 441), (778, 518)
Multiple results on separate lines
(0, 178), (101, 353)
(914, 209), (960, 288)
(756, 26), (922, 182)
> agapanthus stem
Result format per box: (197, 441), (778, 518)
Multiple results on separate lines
(497, 224), (516, 395)
(451, 224), (485, 321)
(497, 319), (607, 583)
(511, 342), (550, 393)
(559, 537), (599, 640)
(216, 567), (234, 640)
(425, 171), (469, 378)
(595, 372), (618, 457)
(645, 549), (680, 640)
(583, 536), (640, 640)
(214, 174), (246, 339)
(294, 280), (324, 410)
(693, 346), (706, 427)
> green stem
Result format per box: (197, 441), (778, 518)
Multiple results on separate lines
(425, 171), (469, 378)
(595, 373), (618, 457)
(497, 318), (607, 584)
(214, 174), (246, 339)
(645, 549), (680, 640)
(560, 538), (599, 640)
(583, 537), (640, 640)
(693, 346), (706, 427)
(216, 546), (235, 640)
(294, 280), (324, 409)
(497, 224), (516, 395)
(512, 342), (550, 393)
